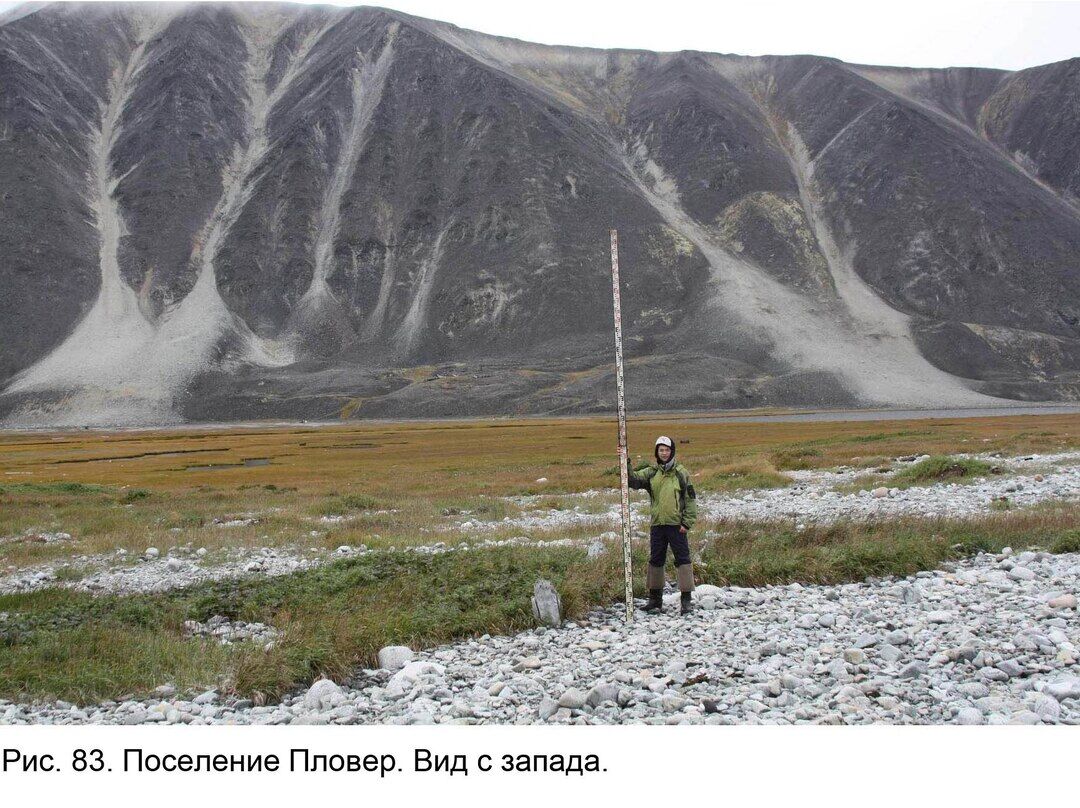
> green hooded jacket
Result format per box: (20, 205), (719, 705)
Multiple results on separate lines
(626, 459), (698, 530)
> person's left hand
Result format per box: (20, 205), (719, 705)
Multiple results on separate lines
(679, 526), (687, 534)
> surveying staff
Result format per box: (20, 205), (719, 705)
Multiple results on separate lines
(625, 436), (698, 615)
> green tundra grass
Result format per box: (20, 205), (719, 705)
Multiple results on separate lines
(0, 411), (1077, 703)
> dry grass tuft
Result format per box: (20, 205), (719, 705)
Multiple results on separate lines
(701, 455), (793, 491)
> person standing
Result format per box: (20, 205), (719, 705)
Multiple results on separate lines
(626, 435), (698, 615)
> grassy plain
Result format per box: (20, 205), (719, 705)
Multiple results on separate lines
(0, 411), (1078, 702)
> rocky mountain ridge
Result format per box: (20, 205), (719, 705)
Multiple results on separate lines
(1, 2), (1078, 425)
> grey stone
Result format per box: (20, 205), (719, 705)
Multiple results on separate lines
(531, 580), (562, 627)
(953, 707), (985, 725)
(513, 657), (542, 671)
(853, 633), (879, 649)
(1026, 693), (1061, 721)
(995, 659), (1025, 678)
(878, 644), (904, 664)
(377, 646), (415, 672)
(586, 682), (620, 707)
(660, 695), (688, 712)
(538, 698), (559, 720)
(1047, 594), (1077, 610)
(302, 679), (346, 711)
(899, 661), (927, 679)
(780, 674), (803, 691)
(955, 682), (989, 699)
(1009, 710), (1043, 725)
(1042, 677), (1080, 701)
(557, 688), (587, 710)
(826, 658), (850, 681)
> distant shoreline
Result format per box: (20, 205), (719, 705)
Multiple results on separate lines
(3, 403), (1079, 436)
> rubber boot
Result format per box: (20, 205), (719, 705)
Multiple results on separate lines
(676, 563), (695, 592)
(643, 589), (663, 613)
(677, 563), (695, 615)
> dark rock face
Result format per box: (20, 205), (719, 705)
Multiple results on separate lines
(980, 58), (1080, 204)
(113, 4), (252, 316)
(1, 2), (1078, 426)
(0, 3), (129, 383)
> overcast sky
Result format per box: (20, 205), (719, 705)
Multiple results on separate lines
(2, 0), (1078, 70)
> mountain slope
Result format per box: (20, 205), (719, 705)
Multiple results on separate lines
(1, 2), (1078, 426)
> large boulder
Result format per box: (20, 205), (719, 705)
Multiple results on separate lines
(386, 661), (446, 697)
(557, 688), (587, 709)
(377, 645), (415, 671)
(693, 584), (724, 598)
(531, 579), (562, 627)
(302, 678), (346, 711)
(586, 682), (620, 707)
(1042, 676), (1080, 701)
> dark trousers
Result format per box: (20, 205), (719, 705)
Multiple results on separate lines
(649, 524), (690, 567)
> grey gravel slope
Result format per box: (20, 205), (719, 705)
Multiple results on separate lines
(4, 550), (1078, 724)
